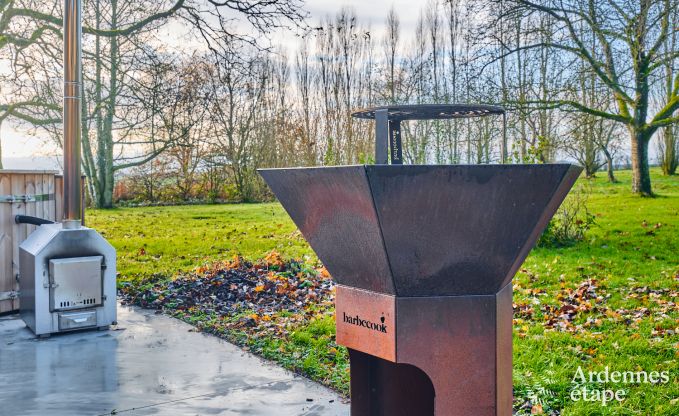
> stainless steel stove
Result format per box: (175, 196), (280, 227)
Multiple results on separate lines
(18, 0), (116, 336)
(19, 225), (116, 336)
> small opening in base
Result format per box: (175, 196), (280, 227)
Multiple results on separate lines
(348, 349), (435, 416)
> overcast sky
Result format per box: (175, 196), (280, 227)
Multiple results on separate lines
(304, 0), (421, 35)
(1, 1), (422, 168)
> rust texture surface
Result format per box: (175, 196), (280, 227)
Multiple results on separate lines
(366, 164), (580, 296)
(339, 286), (513, 416)
(260, 164), (582, 297)
(259, 167), (394, 293)
(495, 283), (514, 413)
(259, 163), (582, 415)
(335, 285), (396, 362)
(394, 285), (513, 416)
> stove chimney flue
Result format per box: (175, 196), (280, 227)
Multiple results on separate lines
(63, 0), (82, 229)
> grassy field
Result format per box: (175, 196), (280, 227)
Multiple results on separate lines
(89, 202), (314, 281)
(89, 168), (678, 415)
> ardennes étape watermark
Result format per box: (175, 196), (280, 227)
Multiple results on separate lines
(570, 366), (670, 406)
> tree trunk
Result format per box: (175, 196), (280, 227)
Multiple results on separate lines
(630, 129), (652, 195)
(606, 160), (616, 183)
(584, 164), (596, 179)
(94, 0), (107, 208)
(660, 125), (678, 175)
(601, 146), (616, 183)
(101, 0), (118, 208)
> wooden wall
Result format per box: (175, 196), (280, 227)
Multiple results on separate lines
(0, 171), (59, 313)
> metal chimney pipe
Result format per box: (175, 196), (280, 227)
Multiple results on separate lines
(63, 0), (82, 228)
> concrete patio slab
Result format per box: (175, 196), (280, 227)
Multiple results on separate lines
(0, 304), (349, 416)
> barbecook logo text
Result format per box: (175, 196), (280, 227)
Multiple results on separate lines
(342, 312), (387, 333)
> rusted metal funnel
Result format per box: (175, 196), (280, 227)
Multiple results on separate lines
(261, 164), (580, 297)
(260, 163), (581, 416)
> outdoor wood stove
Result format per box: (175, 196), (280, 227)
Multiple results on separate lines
(259, 104), (582, 415)
(18, 0), (116, 337)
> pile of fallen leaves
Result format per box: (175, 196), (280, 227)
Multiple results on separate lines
(513, 273), (677, 341)
(542, 279), (607, 332)
(512, 276), (609, 337)
(119, 251), (335, 339)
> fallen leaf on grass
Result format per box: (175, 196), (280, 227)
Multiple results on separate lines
(531, 404), (543, 414)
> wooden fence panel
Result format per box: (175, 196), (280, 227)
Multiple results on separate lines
(0, 171), (59, 313)
(0, 172), (13, 313)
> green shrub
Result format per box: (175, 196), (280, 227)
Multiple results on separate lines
(538, 182), (596, 248)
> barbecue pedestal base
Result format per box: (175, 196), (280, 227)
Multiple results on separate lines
(336, 284), (513, 416)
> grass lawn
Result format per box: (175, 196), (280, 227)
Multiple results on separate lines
(89, 168), (678, 415)
(89, 202), (314, 281)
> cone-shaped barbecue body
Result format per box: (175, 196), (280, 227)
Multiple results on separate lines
(260, 163), (582, 416)
(260, 164), (581, 296)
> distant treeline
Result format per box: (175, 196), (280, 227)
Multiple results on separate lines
(2, 1), (678, 205)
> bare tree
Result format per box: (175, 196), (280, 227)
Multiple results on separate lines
(1, 0), (307, 205)
(158, 58), (213, 201)
(510, 0), (679, 195)
(657, 3), (679, 175)
(208, 50), (268, 201)
(383, 7), (400, 104)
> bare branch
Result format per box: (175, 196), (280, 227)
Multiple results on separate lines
(512, 99), (630, 124)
